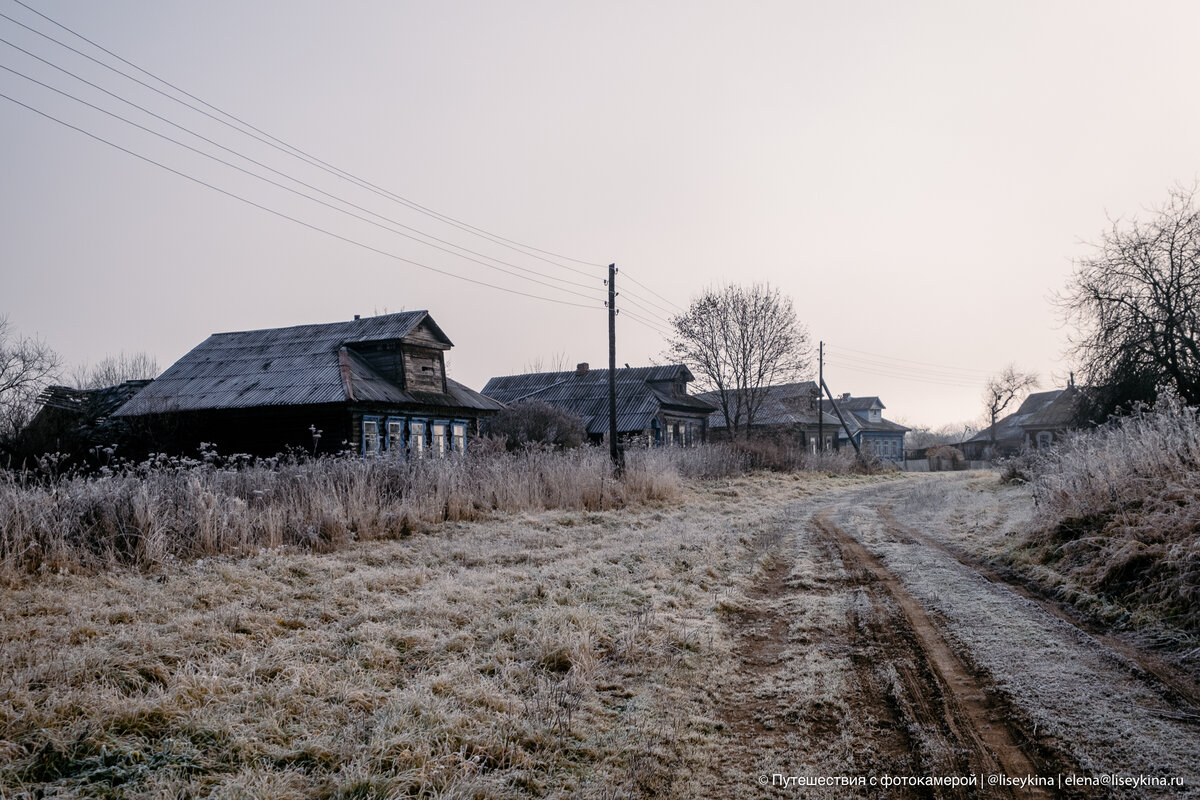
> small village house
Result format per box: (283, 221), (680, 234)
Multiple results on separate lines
(482, 363), (715, 446)
(113, 311), (503, 457)
(1020, 385), (1081, 450)
(820, 394), (909, 462)
(695, 381), (843, 452)
(958, 389), (1063, 460)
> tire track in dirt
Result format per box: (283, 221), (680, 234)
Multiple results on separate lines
(716, 500), (1078, 798)
(873, 502), (1200, 725)
(811, 507), (1063, 799)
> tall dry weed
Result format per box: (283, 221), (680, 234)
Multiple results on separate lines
(0, 447), (681, 577)
(1023, 395), (1200, 631)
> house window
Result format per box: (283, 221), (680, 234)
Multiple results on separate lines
(451, 421), (467, 454)
(1036, 431), (1053, 449)
(431, 420), (448, 457)
(386, 419), (405, 456)
(869, 408), (881, 422)
(362, 417), (381, 457)
(409, 419), (427, 458)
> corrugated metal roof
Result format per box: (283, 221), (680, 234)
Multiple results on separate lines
(820, 395), (911, 436)
(697, 382), (843, 430)
(115, 311), (501, 416)
(964, 389), (1064, 444)
(483, 365), (714, 435)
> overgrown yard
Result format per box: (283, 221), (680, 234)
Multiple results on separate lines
(0, 468), (886, 798)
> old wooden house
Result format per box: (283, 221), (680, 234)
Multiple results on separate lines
(113, 311), (503, 457)
(820, 394), (910, 462)
(958, 389), (1063, 460)
(695, 381), (843, 451)
(482, 363), (716, 446)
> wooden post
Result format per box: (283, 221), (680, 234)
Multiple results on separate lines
(817, 340), (824, 453)
(607, 263), (623, 475)
(821, 377), (862, 457)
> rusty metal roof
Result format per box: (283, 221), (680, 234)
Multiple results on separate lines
(483, 365), (715, 435)
(115, 311), (501, 415)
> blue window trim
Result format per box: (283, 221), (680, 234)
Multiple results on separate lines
(408, 417), (428, 458)
(431, 418), (450, 457)
(384, 416), (407, 455)
(362, 414), (383, 457)
(451, 419), (469, 454)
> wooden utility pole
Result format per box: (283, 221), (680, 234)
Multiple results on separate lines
(607, 263), (622, 474)
(820, 376), (862, 457)
(817, 340), (824, 452)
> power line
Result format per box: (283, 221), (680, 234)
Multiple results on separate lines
(825, 344), (994, 376)
(619, 292), (675, 327)
(825, 357), (983, 389)
(0, 89), (602, 310)
(2, 0), (605, 274)
(621, 309), (673, 337)
(0, 52), (601, 302)
(620, 270), (685, 313)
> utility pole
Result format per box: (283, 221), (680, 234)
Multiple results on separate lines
(606, 263), (623, 475)
(817, 340), (824, 453)
(820, 376), (862, 458)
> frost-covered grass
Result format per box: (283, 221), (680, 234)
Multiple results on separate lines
(1020, 398), (1200, 634)
(0, 447), (682, 578)
(0, 472), (861, 799)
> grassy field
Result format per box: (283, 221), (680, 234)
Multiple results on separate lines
(0, 463), (885, 799)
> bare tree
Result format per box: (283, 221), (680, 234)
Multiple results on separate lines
(668, 283), (812, 439)
(983, 364), (1038, 456)
(0, 315), (62, 442)
(1060, 185), (1200, 420)
(522, 351), (570, 374)
(71, 351), (159, 389)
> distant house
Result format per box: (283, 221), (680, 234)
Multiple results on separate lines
(113, 311), (503, 457)
(482, 363), (715, 446)
(695, 381), (843, 452)
(820, 394), (910, 462)
(1020, 385), (1081, 450)
(958, 389), (1063, 460)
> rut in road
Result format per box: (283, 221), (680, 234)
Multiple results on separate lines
(813, 508), (1061, 798)
(717, 502), (1074, 799)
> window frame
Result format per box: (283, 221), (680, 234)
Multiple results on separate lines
(362, 415), (382, 457)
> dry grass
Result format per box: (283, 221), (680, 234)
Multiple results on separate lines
(0, 447), (683, 579)
(0, 458), (881, 798)
(1015, 398), (1200, 634)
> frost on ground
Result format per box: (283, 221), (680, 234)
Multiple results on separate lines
(3, 469), (1197, 798)
(0, 471), (886, 799)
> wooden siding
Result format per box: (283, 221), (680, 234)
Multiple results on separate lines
(403, 346), (446, 393)
(402, 318), (452, 350)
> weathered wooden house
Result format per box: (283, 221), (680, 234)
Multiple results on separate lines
(695, 381), (843, 451)
(1020, 386), (1081, 450)
(113, 311), (503, 457)
(482, 363), (715, 446)
(820, 394), (910, 462)
(958, 389), (1063, 460)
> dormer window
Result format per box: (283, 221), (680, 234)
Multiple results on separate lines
(869, 408), (881, 422)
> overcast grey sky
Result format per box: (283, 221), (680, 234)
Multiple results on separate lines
(3, 1), (1199, 428)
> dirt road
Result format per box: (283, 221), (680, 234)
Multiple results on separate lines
(716, 473), (1199, 798)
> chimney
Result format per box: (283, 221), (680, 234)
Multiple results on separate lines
(841, 392), (851, 401)
(353, 314), (361, 321)
(576, 362), (589, 376)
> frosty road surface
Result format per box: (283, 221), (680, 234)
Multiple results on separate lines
(715, 474), (1199, 799)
